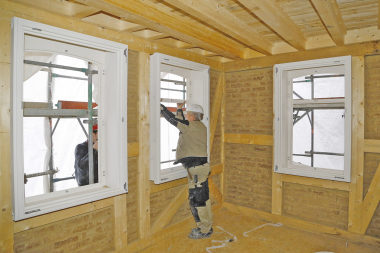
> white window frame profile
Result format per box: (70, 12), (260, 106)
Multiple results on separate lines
(274, 56), (351, 182)
(150, 53), (210, 184)
(11, 18), (128, 221)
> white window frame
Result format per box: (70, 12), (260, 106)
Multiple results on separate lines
(150, 53), (210, 184)
(11, 17), (128, 221)
(274, 56), (351, 182)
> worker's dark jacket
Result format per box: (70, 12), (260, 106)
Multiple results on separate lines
(74, 141), (98, 186)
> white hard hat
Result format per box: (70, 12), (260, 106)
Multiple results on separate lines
(186, 104), (204, 114)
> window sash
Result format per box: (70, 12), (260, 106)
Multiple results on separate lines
(274, 56), (351, 182)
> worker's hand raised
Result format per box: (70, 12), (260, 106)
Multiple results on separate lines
(93, 140), (98, 150)
(177, 102), (185, 109)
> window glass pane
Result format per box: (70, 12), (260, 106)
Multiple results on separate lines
(293, 76), (311, 100)
(314, 109), (344, 153)
(160, 117), (179, 170)
(160, 72), (186, 170)
(292, 110), (311, 166)
(314, 109), (344, 171)
(160, 72), (186, 101)
(314, 74), (344, 99)
(23, 54), (99, 198)
(314, 154), (344, 170)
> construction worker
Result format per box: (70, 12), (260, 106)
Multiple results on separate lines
(74, 124), (99, 186)
(160, 102), (213, 239)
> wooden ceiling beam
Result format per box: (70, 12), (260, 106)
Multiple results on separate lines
(76, 0), (246, 59)
(310, 0), (346, 46)
(237, 0), (306, 51)
(163, 0), (273, 55)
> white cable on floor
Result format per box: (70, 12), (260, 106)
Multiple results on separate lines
(205, 226), (237, 253)
(243, 222), (282, 237)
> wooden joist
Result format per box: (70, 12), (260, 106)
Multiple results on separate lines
(150, 184), (188, 235)
(310, 0), (346, 45)
(164, 0), (272, 55)
(237, 0), (306, 51)
(75, 0), (246, 59)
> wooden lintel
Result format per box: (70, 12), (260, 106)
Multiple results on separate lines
(150, 185), (188, 235)
(209, 73), (224, 153)
(282, 174), (349, 191)
(310, 0), (346, 45)
(239, 0), (306, 51)
(209, 177), (222, 204)
(361, 162), (380, 234)
(224, 202), (380, 249)
(127, 142), (139, 157)
(224, 133), (273, 146)
(364, 139), (380, 153)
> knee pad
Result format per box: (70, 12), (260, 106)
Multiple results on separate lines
(189, 179), (209, 207)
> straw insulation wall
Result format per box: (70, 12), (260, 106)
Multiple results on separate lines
(224, 68), (273, 212)
(14, 207), (115, 253)
(223, 56), (380, 236)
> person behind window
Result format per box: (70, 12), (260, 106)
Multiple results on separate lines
(74, 124), (98, 186)
(160, 102), (212, 239)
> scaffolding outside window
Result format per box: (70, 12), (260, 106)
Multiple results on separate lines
(12, 18), (128, 221)
(23, 55), (99, 198)
(160, 72), (187, 170)
(292, 74), (345, 171)
(274, 56), (351, 182)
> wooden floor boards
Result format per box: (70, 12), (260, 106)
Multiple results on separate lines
(136, 208), (379, 253)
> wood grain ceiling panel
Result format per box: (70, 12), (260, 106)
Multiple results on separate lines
(337, 0), (378, 30)
(276, 0), (327, 39)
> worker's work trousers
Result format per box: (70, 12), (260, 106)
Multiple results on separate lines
(187, 163), (213, 233)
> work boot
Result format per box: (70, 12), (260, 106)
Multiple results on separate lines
(188, 228), (213, 239)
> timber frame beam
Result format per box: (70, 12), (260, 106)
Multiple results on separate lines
(237, 0), (306, 51)
(163, 0), (273, 55)
(310, 0), (346, 46)
(76, 0), (246, 59)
